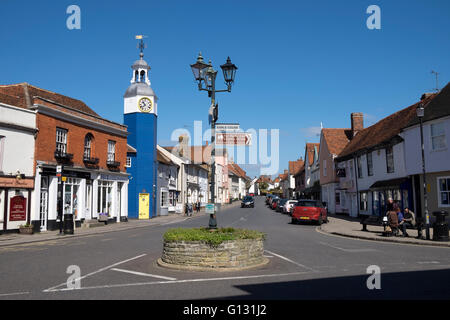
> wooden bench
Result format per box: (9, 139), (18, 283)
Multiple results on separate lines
(360, 215), (383, 232)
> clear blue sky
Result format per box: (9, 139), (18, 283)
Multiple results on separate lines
(1, 0), (449, 178)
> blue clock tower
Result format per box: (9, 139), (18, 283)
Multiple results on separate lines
(124, 39), (158, 219)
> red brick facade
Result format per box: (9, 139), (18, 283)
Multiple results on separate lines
(35, 112), (127, 173)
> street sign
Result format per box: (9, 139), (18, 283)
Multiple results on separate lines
(216, 132), (252, 146)
(205, 203), (215, 214)
(216, 123), (240, 132)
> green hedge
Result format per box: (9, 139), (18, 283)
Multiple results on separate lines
(163, 227), (266, 247)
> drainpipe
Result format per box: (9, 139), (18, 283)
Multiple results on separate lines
(353, 156), (360, 217)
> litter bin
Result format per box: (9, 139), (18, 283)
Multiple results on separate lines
(63, 213), (74, 235)
(432, 210), (449, 242)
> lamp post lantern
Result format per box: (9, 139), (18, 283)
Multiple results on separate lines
(190, 53), (237, 229)
(416, 103), (430, 240)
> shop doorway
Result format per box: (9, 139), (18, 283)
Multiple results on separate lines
(85, 181), (93, 220)
(39, 177), (49, 231)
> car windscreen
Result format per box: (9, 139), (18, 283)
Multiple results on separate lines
(295, 201), (318, 207)
(279, 199), (287, 205)
(243, 197), (253, 201)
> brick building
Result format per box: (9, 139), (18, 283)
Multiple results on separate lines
(0, 83), (129, 232)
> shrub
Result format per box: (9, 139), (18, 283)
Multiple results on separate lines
(163, 227), (266, 247)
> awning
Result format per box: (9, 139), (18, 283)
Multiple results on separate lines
(370, 178), (408, 190)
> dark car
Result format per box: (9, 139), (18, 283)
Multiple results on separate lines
(292, 199), (328, 225)
(276, 199), (288, 212)
(241, 196), (255, 208)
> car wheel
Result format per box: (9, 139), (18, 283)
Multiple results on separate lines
(318, 216), (323, 225)
(291, 218), (296, 224)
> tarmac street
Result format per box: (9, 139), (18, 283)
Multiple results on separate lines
(0, 197), (449, 300)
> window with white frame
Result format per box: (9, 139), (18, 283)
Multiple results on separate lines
(431, 122), (446, 151)
(126, 156), (132, 168)
(56, 128), (68, 153)
(84, 134), (93, 159)
(438, 177), (450, 206)
(107, 140), (116, 162)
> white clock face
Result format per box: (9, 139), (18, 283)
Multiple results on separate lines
(138, 97), (152, 112)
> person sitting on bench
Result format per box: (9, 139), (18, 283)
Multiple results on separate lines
(399, 207), (416, 237)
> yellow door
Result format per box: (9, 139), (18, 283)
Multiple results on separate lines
(139, 193), (150, 219)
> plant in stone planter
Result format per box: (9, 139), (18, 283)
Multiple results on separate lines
(19, 223), (34, 235)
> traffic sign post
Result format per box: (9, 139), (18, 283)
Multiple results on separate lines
(216, 132), (252, 146)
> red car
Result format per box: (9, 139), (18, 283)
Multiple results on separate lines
(271, 198), (280, 210)
(292, 200), (328, 225)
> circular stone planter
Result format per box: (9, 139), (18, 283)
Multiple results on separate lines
(158, 238), (269, 271)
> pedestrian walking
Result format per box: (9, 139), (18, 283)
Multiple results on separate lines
(196, 201), (201, 213)
(387, 203), (400, 236)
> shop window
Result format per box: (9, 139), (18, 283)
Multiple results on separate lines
(64, 178), (81, 219)
(438, 177), (450, 206)
(97, 180), (113, 215)
(161, 190), (168, 207)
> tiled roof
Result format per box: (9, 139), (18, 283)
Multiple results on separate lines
(163, 145), (228, 164)
(405, 82), (450, 128)
(157, 149), (176, 166)
(257, 175), (273, 184)
(321, 128), (352, 156)
(0, 83), (100, 117)
(289, 159), (304, 175)
(337, 93), (438, 160)
(305, 143), (320, 165)
(227, 163), (248, 179)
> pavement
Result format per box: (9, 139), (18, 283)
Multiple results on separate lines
(320, 214), (450, 247)
(0, 201), (241, 248)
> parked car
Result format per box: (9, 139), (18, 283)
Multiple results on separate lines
(277, 199), (288, 212)
(283, 200), (298, 215)
(271, 198), (280, 210)
(265, 194), (273, 205)
(241, 196), (255, 208)
(291, 199), (328, 225)
(249, 193), (255, 197)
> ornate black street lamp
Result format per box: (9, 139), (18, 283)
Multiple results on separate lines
(416, 102), (430, 240)
(190, 53), (237, 229)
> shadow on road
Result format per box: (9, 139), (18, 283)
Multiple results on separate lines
(212, 268), (450, 300)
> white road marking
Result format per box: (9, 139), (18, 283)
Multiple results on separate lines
(111, 268), (177, 281)
(318, 241), (378, 253)
(0, 291), (30, 297)
(43, 271), (312, 293)
(264, 250), (317, 272)
(43, 253), (147, 292)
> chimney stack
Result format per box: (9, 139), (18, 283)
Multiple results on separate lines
(351, 113), (364, 138)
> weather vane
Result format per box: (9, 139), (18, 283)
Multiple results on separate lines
(135, 35), (148, 57)
(431, 70), (440, 92)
